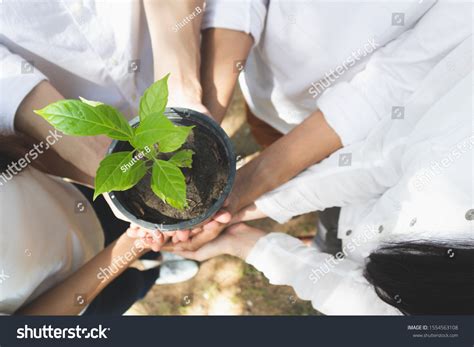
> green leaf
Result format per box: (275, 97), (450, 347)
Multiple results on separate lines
(139, 73), (169, 120)
(151, 159), (187, 210)
(94, 104), (135, 140)
(79, 96), (103, 107)
(94, 151), (147, 200)
(131, 112), (194, 153)
(168, 149), (194, 168)
(34, 100), (134, 141)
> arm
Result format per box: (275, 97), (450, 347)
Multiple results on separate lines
(169, 111), (343, 251)
(243, 230), (401, 315)
(200, 0), (265, 122)
(175, 224), (401, 315)
(227, 110), (342, 215)
(228, 2), (472, 214)
(15, 81), (110, 186)
(211, 139), (386, 226)
(189, 1), (343, 232)
(176, 1), (471, 250)
(0, 44), (110, 185)
(316, 1), (471, 146)
(200, 28), (253, 123)
(143, 0), (208, 113)
(18, 227), (167, 315)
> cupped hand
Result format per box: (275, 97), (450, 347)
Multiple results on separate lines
(162, 209), (232, 252)
(163, 199), (269, 252)
(171, 223), (267, 261)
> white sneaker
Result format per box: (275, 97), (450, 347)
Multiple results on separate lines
(140, 259), (162, 270)
(161, 251), (188, 262)
(154, 260), (199, 285)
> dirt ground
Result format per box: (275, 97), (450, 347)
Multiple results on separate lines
(126, 88), (320, 316)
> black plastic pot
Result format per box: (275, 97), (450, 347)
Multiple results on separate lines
(106, 107), (236, 231)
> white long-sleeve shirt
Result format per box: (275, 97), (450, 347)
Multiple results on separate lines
(247, 39), (473, 315)
(203, 0), (472, 145)
(0, 0), (153, 135)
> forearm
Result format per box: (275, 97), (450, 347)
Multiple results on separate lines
(229, 110), (342, 213)
(144, 0), (204, 104)
(201, 28), (253, 123)
(15, 81), (109, 184)
(18, 233), (146, 315)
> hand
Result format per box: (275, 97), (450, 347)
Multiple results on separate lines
(168, 94), (211, 118)
(102, 192), (193, 246)
(172, 223), (267, 261)
(162, 165), (253, 252)
(167, 88), (213, 118)
(126, 223), (171, 252)
(163, 200), (269, 252)
(162, 209), (232, 252)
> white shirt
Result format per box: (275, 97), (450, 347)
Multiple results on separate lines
(0, 0), (153, 134)
(0, 168), (103, 314)
(203, 0), (472, 145)
(0, 0), (149, 314)
(248, 40), (473, 315)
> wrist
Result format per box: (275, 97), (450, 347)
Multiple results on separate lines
(229, 157), (268, 214)
(116, 233), (149, 259)
(227, 228), (266, 260)
(162, 72), (203, 104)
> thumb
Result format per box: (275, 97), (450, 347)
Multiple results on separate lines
(213, 209), (232, 224)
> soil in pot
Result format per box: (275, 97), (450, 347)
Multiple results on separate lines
(114, 122), (229, 225)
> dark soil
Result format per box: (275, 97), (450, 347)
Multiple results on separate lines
(114, 122), (229, 224)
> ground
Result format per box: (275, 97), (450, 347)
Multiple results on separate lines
(127, 88), (320, 316)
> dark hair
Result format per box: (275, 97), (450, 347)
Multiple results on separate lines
(364, 240), (474, 315)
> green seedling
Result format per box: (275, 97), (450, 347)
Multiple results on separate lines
(34, 74), (194, 210)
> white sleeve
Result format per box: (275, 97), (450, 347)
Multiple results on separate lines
(246, 233), (402, 315)
(317, 1), (471, 146)
(0, 44), (47, 135)
(202, 0), (268, 45)
(255, 141), (393, 224)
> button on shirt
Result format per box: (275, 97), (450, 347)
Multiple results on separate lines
(203, 0), (471, 145)
(248, 40), (473, 315)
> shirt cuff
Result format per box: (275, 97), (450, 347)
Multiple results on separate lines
(255, 194), (295, 224)
(0, 70), (46, 135)
(246, 232), (296, 283)
(202, 0), (267, 46)
(316, 82), (380, 146)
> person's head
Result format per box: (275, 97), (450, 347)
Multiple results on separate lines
(364, 240), (474, 315)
